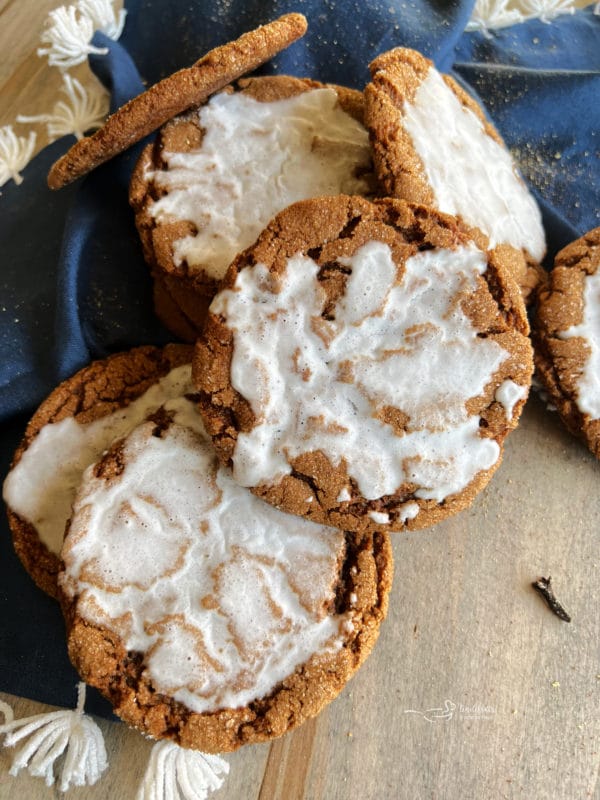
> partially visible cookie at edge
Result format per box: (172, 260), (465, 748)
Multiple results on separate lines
(59, 408), (392, 752)
(194, 195), (533, 535)
(533, 227), (600, 458)
(2, 344), (192, 598)
(47, 13), (308, 189)
(364, 47), (546, 303)
(129, 74), (376, 341)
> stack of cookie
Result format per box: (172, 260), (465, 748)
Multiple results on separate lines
(8, 10), (596, 756)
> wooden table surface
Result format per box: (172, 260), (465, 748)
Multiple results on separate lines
(1, 2), (598, 799)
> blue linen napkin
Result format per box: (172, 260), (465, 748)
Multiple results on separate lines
(0, 0), (598, 714)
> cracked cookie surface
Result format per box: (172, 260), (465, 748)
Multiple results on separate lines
(194, 195), (533, 534)
(365, 47), (546, 303)
(2, 344), (192, 597)
(59, 405), (392, 752)
(130, 74), (376, 341)
(533, 227), (600, 458)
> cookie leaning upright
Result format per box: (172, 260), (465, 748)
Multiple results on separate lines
(129, 75), (376, 341)
(47, 13), (308, 189)
(194, 195), (533, 535)
(364, 48), (546, 302)
(533, 227), (600, 458)
(2, 344), (192, 598)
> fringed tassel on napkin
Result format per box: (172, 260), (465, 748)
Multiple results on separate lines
(467, 0), (578, 35)
(37, 0), (126, 69)
(3, 0), (124, 186)
(466, 0), (524, 36)
(137, 741), (230, 800)
(0, 127), (37, 187)
(0, 683), (107, 791)
(520, 0), (575, 23)
(17, 74), (110, 141)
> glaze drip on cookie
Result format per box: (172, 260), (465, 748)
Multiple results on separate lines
(215, 240), (512, 503)
(59, 401), (352, 714)
(146, 88), (372, 280)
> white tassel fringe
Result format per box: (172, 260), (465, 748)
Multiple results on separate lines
(466, 0), (523, 36)
(37, 0), (126, 69)
(0, 126), (37, 187)
(77, 0), (127, 41)
(137, 741), (230, 800)
(17, 74), (109, 141)
(467, 0), (580, 34)
(0, 683), (107, 791)
(520, 0), (576, 22)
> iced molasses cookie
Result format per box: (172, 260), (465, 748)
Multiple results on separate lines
(364, 48), (546, 302)
(533, 227), (600, 458)
(194, 195), (533, 534)
(47, 13), (307, 189)
(2, 344), (192, 598)
(129, 74), (376, 340)
(59, 405), (392, 753)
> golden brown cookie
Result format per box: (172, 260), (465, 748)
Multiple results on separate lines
(194, 195), (533, 535)
(364, 47), (546, 303)
(533, 227), (600, 458)
(2, 344), (192, 598)
(59, 409), (392, 753)
(47, 13), (307, 189)
(129, 74), (376, 341)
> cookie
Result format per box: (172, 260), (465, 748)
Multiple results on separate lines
(2, 344), (192, 598)
(59, 404), (392, 753)
(129, 74), (376, 340)
(533, 227), (600, 458)
(364, 47), (546, 302)
(194, 195), (533, 534)
(47, 13), (308, 189)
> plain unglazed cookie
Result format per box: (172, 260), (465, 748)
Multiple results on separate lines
(2, 344), (192, 598)
(364, 47), (546, 302)
(129, 74), (376, 340)
(533, 227), (600, 458)
(58, 404), (392, 753)
(194, 195), (533, 535)
(47, 13), (308, 189)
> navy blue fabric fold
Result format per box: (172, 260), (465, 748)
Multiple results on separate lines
(1, 1), (598, 713)
(453, 6), (600, 254)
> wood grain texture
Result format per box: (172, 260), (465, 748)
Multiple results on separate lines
(1, 2), (598, 800)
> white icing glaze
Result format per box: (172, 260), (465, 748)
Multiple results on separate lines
(558, 269), (600, 419)
(337, 487), (351, 503)
(495, 379), (528, 419)
(214, 239), (519, 504)
(2, 365), (194, 554)
(59, 409), (350, 714)
(369, 511), (390, 525)
(148, 88), (372, 280)
(398, 501), (420, 522)
(402, 67), (545, 262)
